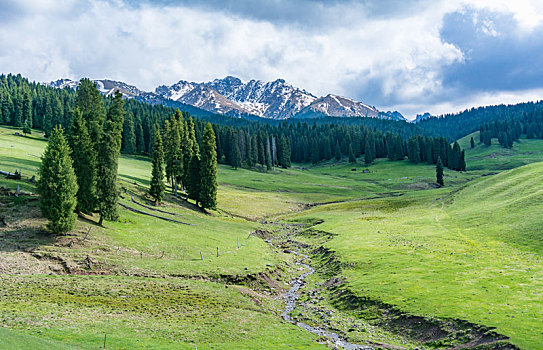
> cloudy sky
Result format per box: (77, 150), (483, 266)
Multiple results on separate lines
(1, 0), (543, 119)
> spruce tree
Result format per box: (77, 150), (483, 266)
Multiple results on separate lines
(135, 119), (145, 154)
(22, 118), (31, 135)
(122, 112), (137, 154)
(436, 156), (444, 187)
(364, 133), (375, 165)
(231, 133), (242, 169)
(348, 143), (356, 163)
(451, 141), (461, 170)
(246, 132), (254, 167)
(182, 117), (196, 190)
(278, 136), (291, 168)
(187, 154), (201, 205)
(311, 139), (320, 164)
(37, 126), (78, 234)
(96, 92), (124, 225)
(459, 150), (466, 171)
(265, 136), (272, 170)
(149, 130), (165, 205)
(199, 123), (218, 210)
(69, 109), (96, 213)
(334, 141), (341, 161)
(76, 78), (106, 146)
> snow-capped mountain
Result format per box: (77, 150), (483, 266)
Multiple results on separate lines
(296, 94), (379, 119)
(155, 76), (317, 119)
(47, 76), (406, 121)
(48, 78), (142, 98)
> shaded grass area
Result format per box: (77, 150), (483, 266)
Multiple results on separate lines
(287, 164), (543, 349)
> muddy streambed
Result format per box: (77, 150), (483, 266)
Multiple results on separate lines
(281, 251), (373, 350)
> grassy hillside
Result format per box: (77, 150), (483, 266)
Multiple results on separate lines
(288, 162), (543, 349)
(0, 126), (322, 349)
(459, 131), (543, 171)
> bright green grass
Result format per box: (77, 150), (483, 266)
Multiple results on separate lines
(216, 157), (474, 219)
(288, 163), (543, 349)
(0, 327), (73, 350)
(459, 131), (543, 171)
(0, 274), (321, 349)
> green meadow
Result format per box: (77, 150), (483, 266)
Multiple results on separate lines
(1, 125), (543, 349)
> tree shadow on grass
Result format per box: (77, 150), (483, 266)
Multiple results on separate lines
(0, 195), (100, 254)
(119, 173), (150, 187)
(0, 156), (41, 175)
(0, 196), (56, 253)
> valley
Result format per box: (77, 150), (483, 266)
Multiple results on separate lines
(1, 126), (542, 349)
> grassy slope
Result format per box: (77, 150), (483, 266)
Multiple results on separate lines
(289, 163), (543, 349)
(459, 131), (543, 171)
(0, 127), (321, 349)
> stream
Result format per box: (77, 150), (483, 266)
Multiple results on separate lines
(280, 251), (374, 350)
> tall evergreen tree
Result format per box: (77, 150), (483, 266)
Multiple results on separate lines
(348, 143), (356, 163)
(364, 133), (375, 165)
(311, 139), (320, 164)
(76, 78), (106, 146)
(187, 153), (201, 205)
(470, 137), (475, 149)
(182, 117), (196, 189)
(265, 136), (273, 170)
(199, 123), (218, 210)
(135, 118), (145, 154)
(122, 111), (137, 154)
(96, 92), (124, 225)
(278, 136), (291, 168)
(246, 132), (255, 167)
(149, 130), (165, 205)
(436, 156), (444, 187)
(231, 132), (242, 169)
(334, 141), (341, 161)
(37, 126), (78, 234)
(69, 109), (96, 213)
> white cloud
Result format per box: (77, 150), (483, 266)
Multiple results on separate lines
(0, 0), (542, 118)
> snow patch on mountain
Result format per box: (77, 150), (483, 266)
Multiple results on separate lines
(47, 76), (410, 122)
(299, 94), (379, 118)
(155, 76), (317, 119)
(47, 78), (142, 98)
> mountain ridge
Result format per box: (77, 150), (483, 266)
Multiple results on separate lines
(47, 76), (407, 121)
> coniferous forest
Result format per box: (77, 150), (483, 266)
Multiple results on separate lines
(0, 73), (471, 175)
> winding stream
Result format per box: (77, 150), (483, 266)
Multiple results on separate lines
(281, 251), (374, 350)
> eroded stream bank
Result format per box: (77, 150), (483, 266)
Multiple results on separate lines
(263, 221), (519, 350)
(280, 250), (373, 350)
